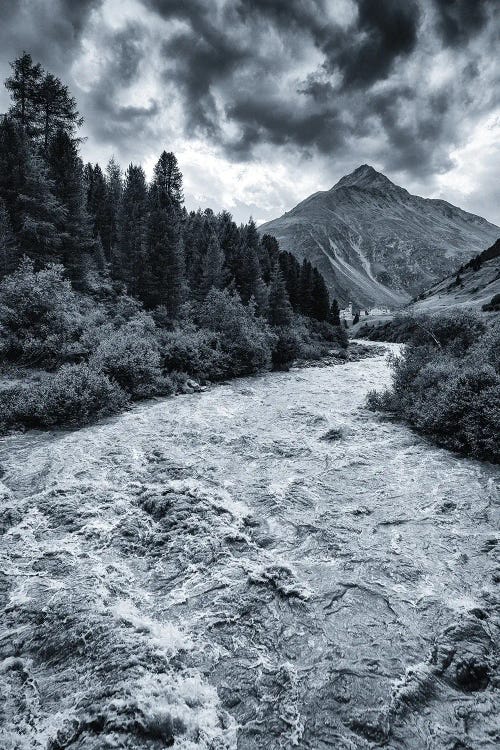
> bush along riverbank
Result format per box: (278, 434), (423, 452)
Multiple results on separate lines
(0, 261), (348, 433)
(367, 311), (500, 463)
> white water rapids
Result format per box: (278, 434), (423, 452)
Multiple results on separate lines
(0, 344), (498, 749)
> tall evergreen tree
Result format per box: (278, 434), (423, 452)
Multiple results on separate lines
(85, 163), (113, 261)
(117, 164), (148, 294)
(299, 259), (314, 316)
(106, 156), (123, 273)
(36, 72), (83, 150)
(279, 251), (301, 311)
(312, 268), (330, 320)
(0, 117), (65, 265)
(143, 152), (185, 314)
(0, 198), (18, 277)
(144, 200), (184, 314)
(243, 218), (271, 284)
(216, 210), (239, 286)
(151, 151), (183, 207)
(234, 234), (261, 303)
(5, 52), (43, 135)
(0, 116), (25, 219)
(328, 298), (341, 326)
(46, 129), (95, 285)
(17, 148), (67, 263)
(267, 265), (293, 327)
(184, 210), (206, 293)
(261, 234), (280, 282)
(200, 228), (225, 297)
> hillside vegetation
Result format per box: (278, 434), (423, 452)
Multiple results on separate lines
(0, 54), (346, 432)
(411, 237), (500, 314)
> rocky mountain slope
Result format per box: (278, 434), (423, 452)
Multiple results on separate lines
(411, 237), (500, 314)
(259, 165), (499, 308)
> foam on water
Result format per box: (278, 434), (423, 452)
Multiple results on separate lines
(0, 344), (498, 748)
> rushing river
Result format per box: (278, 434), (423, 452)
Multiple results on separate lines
(0, 344), (498, 750)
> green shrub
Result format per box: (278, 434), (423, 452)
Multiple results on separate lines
(307, 318), (349, 348)
(160, 324), (229, 381)
(0, 258), (102, 367)
(90, 314), (172, 399)
(406, 310), (487, 355)
(197, 289), (275, 376)
(0, 363), (128, 430)
(482, 293), (500, 312)
(271, 326), (303, 370)
(368, 313), (500, 462)
(268, 316), (349, 370)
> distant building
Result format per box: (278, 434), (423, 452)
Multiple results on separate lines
(340, 302), (391, 323)
(339, 302), (353, 320)
(367, 306), (391, 316)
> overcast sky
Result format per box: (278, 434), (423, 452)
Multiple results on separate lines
(0, 0), (499, 225)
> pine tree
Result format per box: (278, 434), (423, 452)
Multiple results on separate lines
(46, 129), (95, 285)
(261, 234), (280, 277)
(216, 210), (240, 287)
(268, 265), (293, 327)
(106, 156), (123, 275)
(279, 251), (301, 311)
(184, 210), (206, 293)
(36, 72), (83, 151)
(85, 163), (113, 261)
(0, 117), (65, 265)
(144, 200), (184, 314)
(235, 234), (261, 303)
(0, 198), (18, 277)
(151, 151), (183, 208)
(253, 277), (269, 317)
(142, 152), (186, 314)
(312, 268), (330, 320)
(17, 147), (67, 263)
(352, 311), (360, 325)
(117, 164), (148, 294)
(0, 116), (25, 220)
(5, 52), (43, 135)
(328, 298), (341, 326)
(299, 259), (314, 316)
(201, 229), (224, 297)
(244, 218), (271, 284)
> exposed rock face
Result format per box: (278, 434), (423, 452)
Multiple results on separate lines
(259, 164), (499, 308)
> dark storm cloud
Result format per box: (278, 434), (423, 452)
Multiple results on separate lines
(161, 27), (248, 138)
(226, 98), (346, 155)
(134, 0), (425, 160)
(235, 0), (421, 88)
(331, 0), (421, 87)
(0, 0), (103, 69)
(432, 0), (496, 47)
(80, 22), (161, 154)
(1, 0), (495, 167)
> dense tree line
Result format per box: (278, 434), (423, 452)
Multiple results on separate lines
(0, 54), (347, 431)
(0, 53), (341, 326)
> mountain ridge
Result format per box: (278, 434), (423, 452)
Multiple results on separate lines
(259, 165), (499, 307)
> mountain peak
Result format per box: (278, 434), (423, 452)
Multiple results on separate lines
(332, 164), (396, 191)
